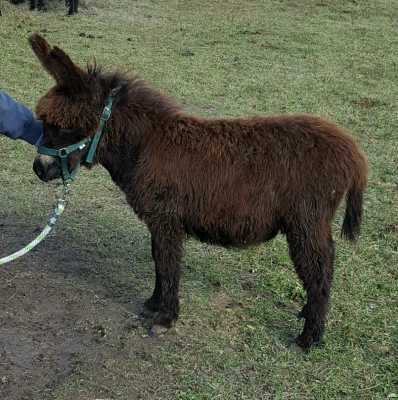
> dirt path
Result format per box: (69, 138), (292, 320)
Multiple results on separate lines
(0, 215), (147, 400)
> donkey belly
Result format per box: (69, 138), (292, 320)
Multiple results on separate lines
(184, 216), (279, 248)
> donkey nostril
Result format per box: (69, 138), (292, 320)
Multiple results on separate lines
(33, 159), (46, 179)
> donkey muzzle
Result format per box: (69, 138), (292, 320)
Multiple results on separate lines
(33, 155), (62, 182)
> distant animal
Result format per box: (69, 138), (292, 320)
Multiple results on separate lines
(64, 0), (78, 15)
(8, 0), (78, 15)
(30, 33), (368, 349)
(29, 0), (47, 11)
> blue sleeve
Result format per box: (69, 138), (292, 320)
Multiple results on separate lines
(0, 90), (43, 146)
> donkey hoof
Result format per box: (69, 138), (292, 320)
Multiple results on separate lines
(295, 334), (314, 350)
(295, 332), (324, 350)
(140, 307), (156, 319)
(149, 324), (169, 337)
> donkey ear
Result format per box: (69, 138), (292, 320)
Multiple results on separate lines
(29, 33), (88, 91)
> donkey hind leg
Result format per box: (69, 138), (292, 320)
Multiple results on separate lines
(68, 0), (78, 15)
(287, 223), (335, 349)
(144, 222), (183, 330)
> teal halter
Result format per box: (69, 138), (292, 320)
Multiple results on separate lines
(37, 87), (120, 183)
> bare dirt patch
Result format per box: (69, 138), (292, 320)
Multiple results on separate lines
(0, 215), (147, 400)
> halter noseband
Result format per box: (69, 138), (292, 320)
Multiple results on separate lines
(37, 86), (121, 183)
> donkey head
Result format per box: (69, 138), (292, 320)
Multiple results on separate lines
(29, 33), (106, 182)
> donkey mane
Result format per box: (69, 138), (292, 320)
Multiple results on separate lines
(93, 68), (182, 121)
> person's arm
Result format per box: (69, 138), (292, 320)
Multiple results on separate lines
(0, 90), (43, 146)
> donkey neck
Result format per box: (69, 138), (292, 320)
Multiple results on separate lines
(97, 113), (146, 191)
(95, 74), (182, 190)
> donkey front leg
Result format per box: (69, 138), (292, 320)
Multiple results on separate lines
(144, 222), (184, 331)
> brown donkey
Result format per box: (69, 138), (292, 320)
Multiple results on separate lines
(30, 34), (368, 349)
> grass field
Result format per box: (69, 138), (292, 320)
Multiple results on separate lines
(0, 0), (397, 399)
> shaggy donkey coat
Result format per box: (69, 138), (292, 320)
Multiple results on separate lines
(30, 34), (368, 349)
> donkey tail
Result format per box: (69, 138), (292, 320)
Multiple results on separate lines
(341, 153), (368, 242)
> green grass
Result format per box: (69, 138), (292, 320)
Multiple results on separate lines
(1, 0), (397, 399)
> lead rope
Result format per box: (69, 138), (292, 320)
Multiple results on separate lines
(0, 183), (70, 266)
